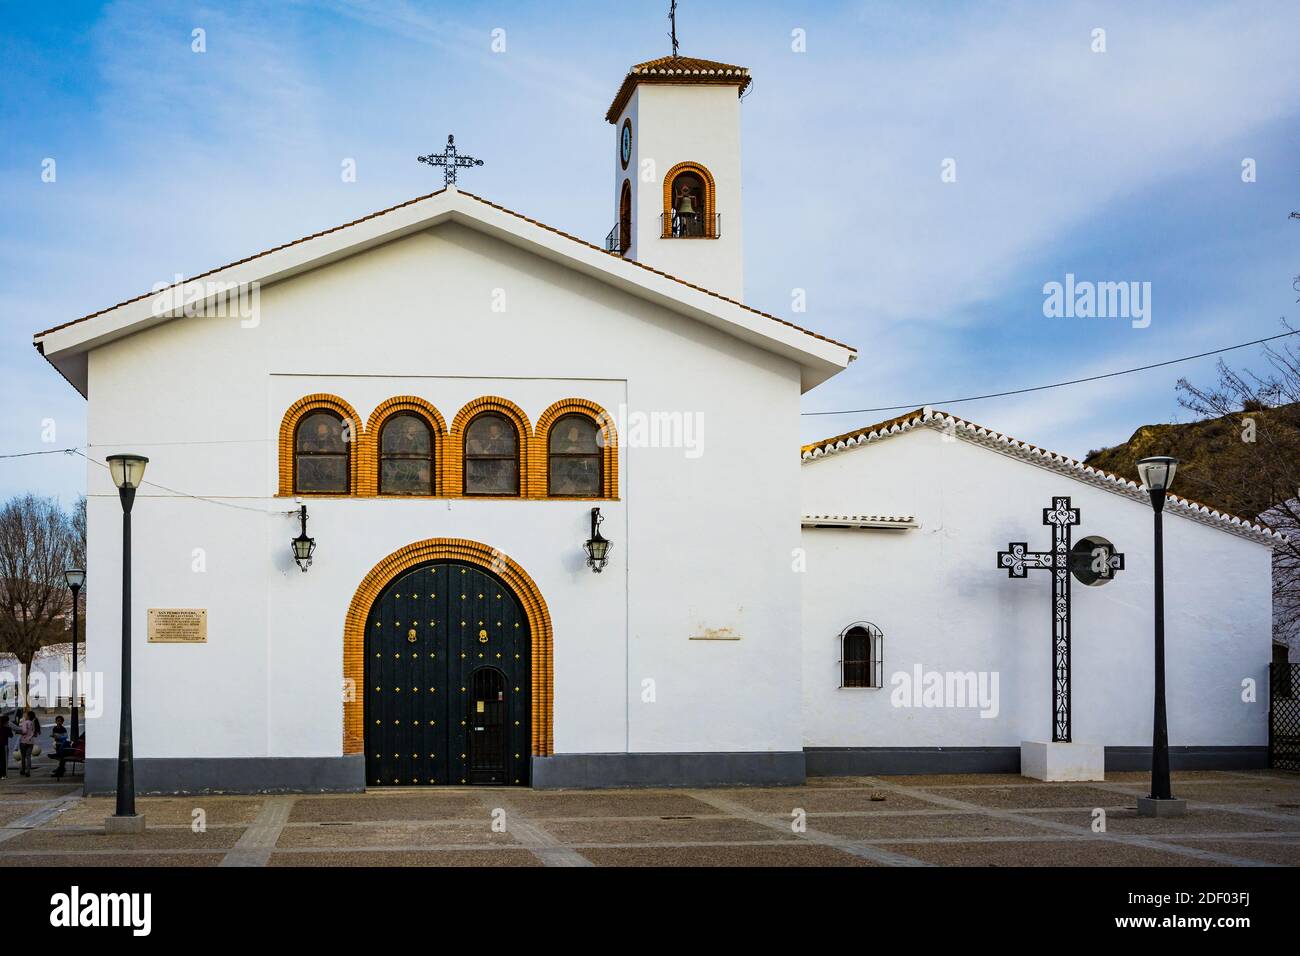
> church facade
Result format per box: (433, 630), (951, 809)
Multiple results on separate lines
(32, 55), (1278, 794)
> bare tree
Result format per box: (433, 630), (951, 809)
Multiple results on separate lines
(1176, 324), (1300, 646)
(0, 495), (76, 709)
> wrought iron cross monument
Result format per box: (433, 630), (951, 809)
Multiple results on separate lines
(417, 135), (484, 186)
(997, 496), (1123, 742)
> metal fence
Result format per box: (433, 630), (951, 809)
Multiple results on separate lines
(1269, 662), (1300, 772)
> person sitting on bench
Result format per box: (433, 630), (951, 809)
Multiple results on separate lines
(51, 732), (84, 778)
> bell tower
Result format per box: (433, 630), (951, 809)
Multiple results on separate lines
(606, 55), (751, 301)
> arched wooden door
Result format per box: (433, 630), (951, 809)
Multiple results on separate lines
(364, 561), (531, 786)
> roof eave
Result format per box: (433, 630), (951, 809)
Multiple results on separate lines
(33, 188), (855, 395)
(801, 407), (1282, 546)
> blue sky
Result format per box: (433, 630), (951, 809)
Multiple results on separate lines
(2, 0), (1298, 506)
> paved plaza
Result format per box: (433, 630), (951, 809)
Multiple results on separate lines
(1, 769), (1298, 866)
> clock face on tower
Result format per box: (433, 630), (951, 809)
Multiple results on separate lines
(620, 118), (632, 169)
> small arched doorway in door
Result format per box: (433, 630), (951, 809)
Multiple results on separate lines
(363, 560), (531, 787)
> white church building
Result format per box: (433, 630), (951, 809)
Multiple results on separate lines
(32, 54), (1279, 793)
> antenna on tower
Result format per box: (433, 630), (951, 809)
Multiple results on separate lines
(668, 0), (679, 57)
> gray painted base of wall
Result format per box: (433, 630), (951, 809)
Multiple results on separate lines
(531, 752), (806, 788)
(805, 747), (1021, 776)
(1102, 746), (1268, 772)
(77, 745), (1270, 794)
(804, 746), (1270, 776)
(83, 756), (366, 795)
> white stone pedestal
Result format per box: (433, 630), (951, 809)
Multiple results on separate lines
(104, 814), (147, 834)
(1019, 741), (1105, 781)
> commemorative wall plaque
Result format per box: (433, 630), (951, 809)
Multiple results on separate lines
(147, 608), (207, 644)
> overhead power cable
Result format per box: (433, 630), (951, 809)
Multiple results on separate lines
(802, 329), (1300, 417)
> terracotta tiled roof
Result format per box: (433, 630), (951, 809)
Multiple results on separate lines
(31, 188), (854, 357)
(801, 407), (1283, 544)
(605, 55), (752, 123)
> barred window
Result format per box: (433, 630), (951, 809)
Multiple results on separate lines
(840, 622), (883, 688)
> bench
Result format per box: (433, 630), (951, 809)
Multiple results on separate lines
(48, 740), (85, 776)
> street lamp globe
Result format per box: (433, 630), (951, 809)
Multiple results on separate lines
(64, 568), (85, 590)
(105, 454), (149, 490)
(1136, 456), (1179, 494)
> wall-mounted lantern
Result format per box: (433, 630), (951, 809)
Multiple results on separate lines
(584, 507), (612, 573)
(291, 505), (316, 572)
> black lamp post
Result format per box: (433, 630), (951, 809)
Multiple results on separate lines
(584, 507), (612, 573)
(1136, 455), (1186, 818)
(63, 568), (84, 741)
(105, 453), (148, 831)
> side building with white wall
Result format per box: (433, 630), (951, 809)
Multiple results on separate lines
(799, 408), (1277, 774)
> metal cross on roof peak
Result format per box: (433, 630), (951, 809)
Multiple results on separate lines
(417, 134), (484, 187)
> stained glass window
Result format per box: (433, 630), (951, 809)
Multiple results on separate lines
(295, 410), (349, 494)
(464, 413), (519, 496)
(380, 413), (434, 495)
(548, 415), (602, 497)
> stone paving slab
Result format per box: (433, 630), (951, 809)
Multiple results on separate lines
(932, 785), (1132, 810)
(869, 774), (1054, 788)
(577, 844), (875, 866)
(289, 794), (483, 823)
(811, 811), (1055, 840)
(1167, 839), (1300, 866)
(887, 838), (1225, 867)
(494, 791), (711, 819)
(276, 822), (519, 849)
(1035, 808), (1300, 835)
(269, 849), (542, 866)
(541, 816), (794, 845)
(4, 826), (246, 851)
(714, 787), (936, 813)
(6, 852), (226, 867)
(0, 783), (82, 800)
(1157, 783), (1300, 805)
(0, 805), (34, 826)
(53, 796), (268, 826)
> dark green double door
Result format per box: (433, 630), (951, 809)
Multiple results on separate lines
(365, 561), (531, 787)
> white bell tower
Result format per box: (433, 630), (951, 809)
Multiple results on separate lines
(606, 56), (750, 302)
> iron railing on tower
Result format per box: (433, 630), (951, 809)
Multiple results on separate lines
(661, 212), (721, 239)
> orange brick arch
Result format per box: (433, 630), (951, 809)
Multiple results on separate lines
(277, 393), (364, 496)
(534, 398), (619, 499)
(448, 396), (535, 496)
(359, 397), (450, 496)
(342, 538), (554, 757)
(662, 161), (718, 237)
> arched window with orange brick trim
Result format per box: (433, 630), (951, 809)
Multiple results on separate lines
(534, 399), (618, 499)
(662, 161), (717, 239)
(448, 398), (534, 497)
(278, 394), (362, 496)
(361, 397), (448, 496)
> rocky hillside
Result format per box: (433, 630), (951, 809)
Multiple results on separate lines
(1083, 402), (1300, 521)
